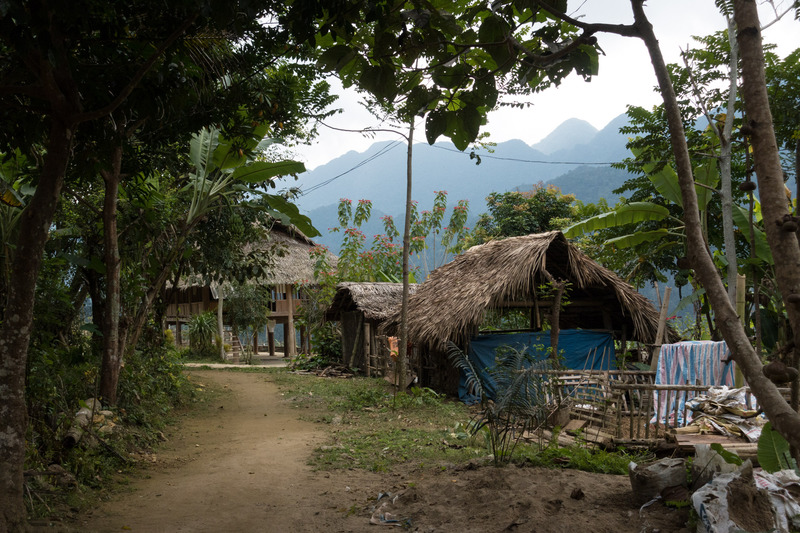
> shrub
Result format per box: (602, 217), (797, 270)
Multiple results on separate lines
(187, 312), (220, 360)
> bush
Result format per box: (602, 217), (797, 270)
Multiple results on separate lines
(24, 337), (193, 517)
(189, 311), (217, 352)
(117, 342), (192, 428)
(312, 321), (342, 360)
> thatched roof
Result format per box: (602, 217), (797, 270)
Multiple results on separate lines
(382, 231), (678, 347)
(326, 282), (418, 322)
(172, 222), (335, 291)
(258, 224), (332, 286)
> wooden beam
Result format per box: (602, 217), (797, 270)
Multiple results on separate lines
(649, 286), (671, 371)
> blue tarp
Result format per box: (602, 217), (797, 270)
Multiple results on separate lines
(459, 330), (616, 403)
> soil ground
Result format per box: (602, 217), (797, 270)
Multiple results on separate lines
(76, 370), (690, 533)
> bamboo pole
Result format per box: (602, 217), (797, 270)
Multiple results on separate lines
(650, 286), (672, 371)
(735, 274), (746, 387)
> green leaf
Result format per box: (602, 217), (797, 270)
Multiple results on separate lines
(694, 160), (719, 209)
(710, 443), (743, 466)
(231, 160), (306, 183)
(317, 44), (357, 72)
(405, 85), (438, 116)
(604, 229), (681, 249)
(647, 164), (683, 208)
(732, 204), (774, 265)
(212, 136), (242, 170)
(80, 323), (102, 336)
(360, 65), (398, 102)
(425, 109), (447, 145)
(478, 15), (514, 73)
(451, 106), (482, 151)
(673, 288), (706, 315)
(472, 69), (498, 108)
(564, 202), (670, 238)
(758, 422), (797, 473)
(431, 63), (470, 89)
(189, 128), (220, 178)
(264, 194), (320, 237)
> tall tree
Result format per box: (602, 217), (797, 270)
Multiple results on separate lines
(0, 1), (324, 528)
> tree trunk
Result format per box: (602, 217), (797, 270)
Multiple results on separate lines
(126, 232), (189, 355)
(721, 16), (740, 305)
(0, 118), (73, 532)
(631, 0), (800, 449)
(733, 1), (800, 433)
(399, 123), (414, 390)
(99, 142), (124, 404)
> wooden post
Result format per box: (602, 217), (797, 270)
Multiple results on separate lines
(267, 320), (275, 357)
(621, 324), (628, 364)
(217, 287), (224, 360)
(550, 280), (565, 361)
(735, 274), (746, 387)
(650, 286), (672, 371)
(299, 325), (307, 354)
(349, 314), (364, 369)
(364, 323), (372, 377)
(285, 284), (296, 358)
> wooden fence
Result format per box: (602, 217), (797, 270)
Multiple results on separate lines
(529, 370), (768, 448)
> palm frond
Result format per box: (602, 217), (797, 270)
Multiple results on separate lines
(445, 341), (486, 401)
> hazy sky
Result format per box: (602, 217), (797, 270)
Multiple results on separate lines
(294, 1), (800, 170)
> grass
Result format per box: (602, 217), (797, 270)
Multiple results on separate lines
(266, 368), (644, 475)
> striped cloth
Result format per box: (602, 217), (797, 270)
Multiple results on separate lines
(651, 341), (737, 426)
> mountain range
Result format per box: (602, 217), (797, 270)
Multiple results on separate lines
(295, 113), (635, 251)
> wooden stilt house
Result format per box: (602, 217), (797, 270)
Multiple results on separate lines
(165, 223), (334, 357)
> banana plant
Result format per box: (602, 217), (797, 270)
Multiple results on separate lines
(564, 148), (719, 249)
(185, 124), (317, 236)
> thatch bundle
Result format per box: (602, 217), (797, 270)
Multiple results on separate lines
(382, 231), (677, 348)
(326, 282), (418, 322)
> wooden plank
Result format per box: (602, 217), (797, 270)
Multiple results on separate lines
(672, 433), (757, 455)
(564, 419), (587, 432)
(610, 384), (711, 391)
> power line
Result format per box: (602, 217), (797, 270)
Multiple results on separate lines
(430, 143), (622, 165)
(299, 131), (700, 196)
(300, 139), (405, 196)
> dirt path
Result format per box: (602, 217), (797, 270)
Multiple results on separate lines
(79, 370), (689, 533)
(80, 370), (383, 533)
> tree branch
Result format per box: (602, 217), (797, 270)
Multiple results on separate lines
(76, 14), (198, 123)
(535, 1), (640, 37)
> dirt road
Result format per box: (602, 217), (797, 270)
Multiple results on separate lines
(80, 370), (689, 533)
(81, 370), (383, 533)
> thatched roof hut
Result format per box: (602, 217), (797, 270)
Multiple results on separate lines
(166, 222), (335, 356)
(326, 282), (418, 322)
(326, 282), (418, 372)
(383, 231), (677, 349)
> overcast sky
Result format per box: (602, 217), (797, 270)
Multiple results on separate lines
(293, 1), (800, 170)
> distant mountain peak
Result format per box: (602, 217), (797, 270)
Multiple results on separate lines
(531, 118), (598, 155)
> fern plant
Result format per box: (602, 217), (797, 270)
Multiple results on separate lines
(446, 342), (558, 466)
